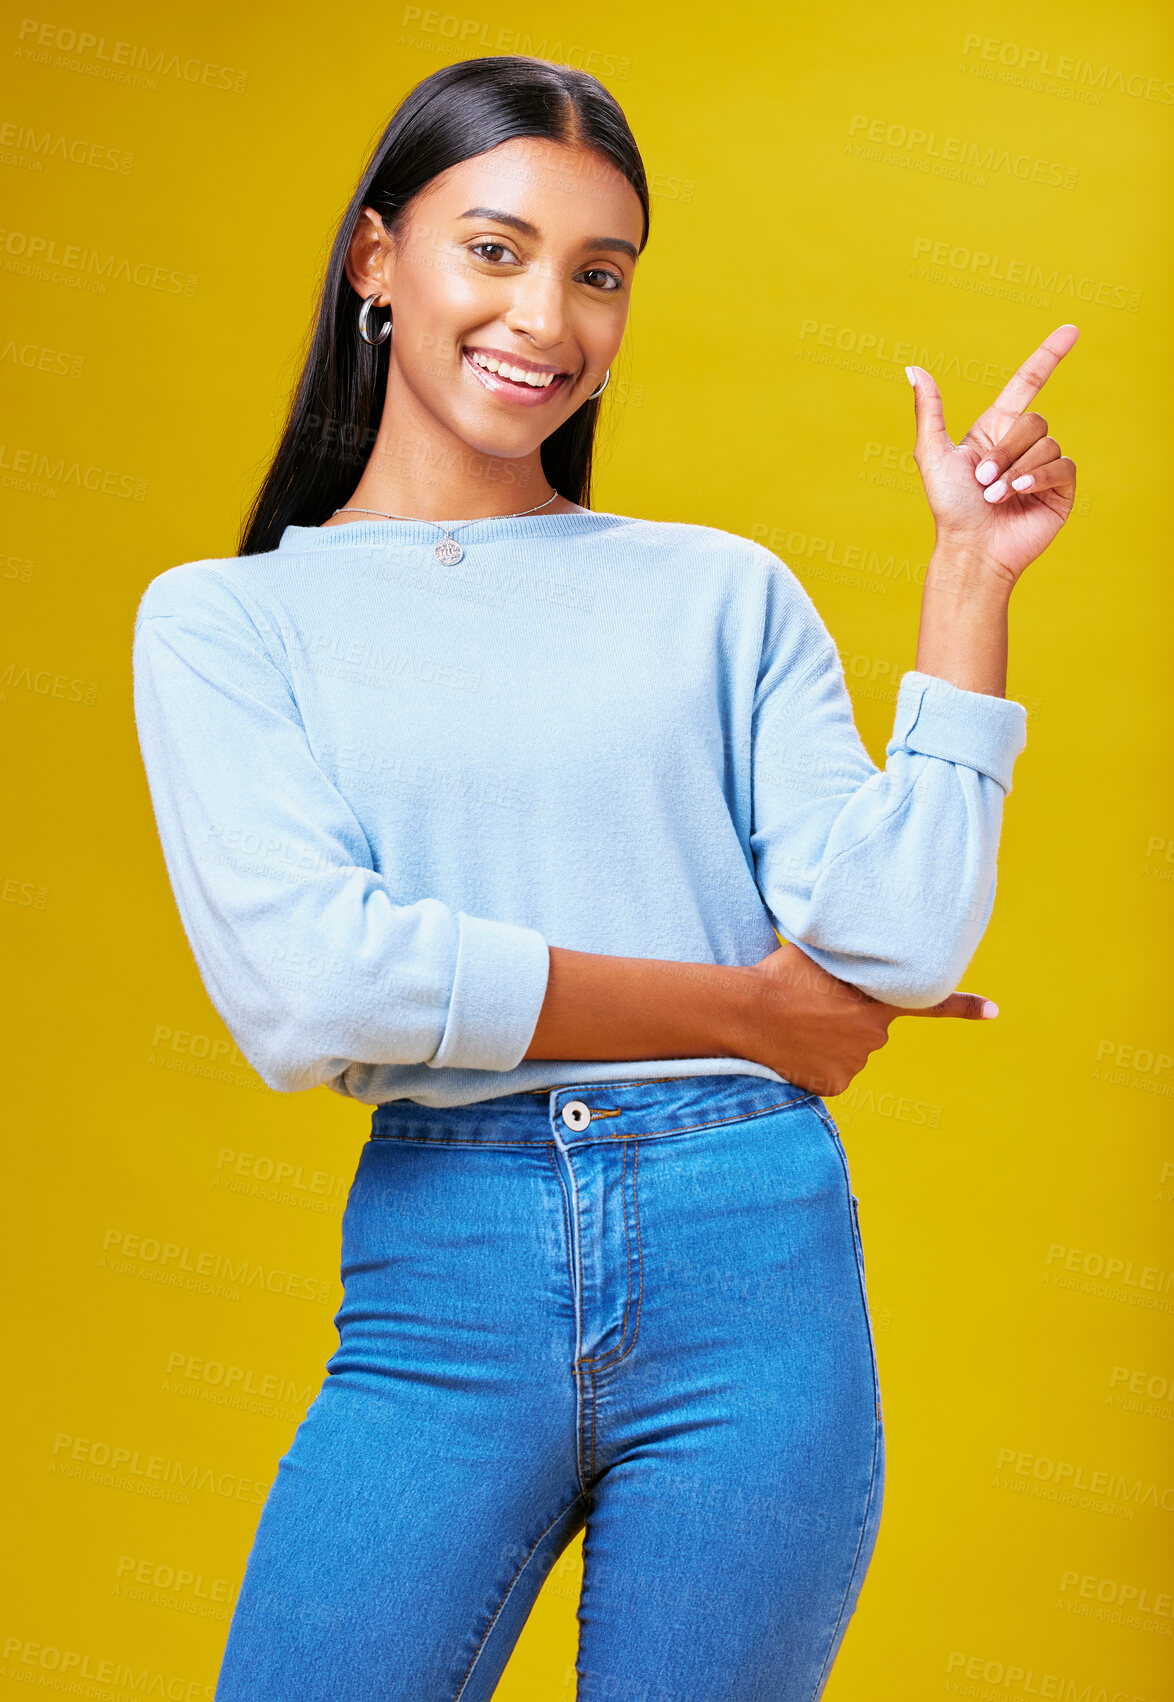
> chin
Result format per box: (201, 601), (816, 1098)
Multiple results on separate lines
(441, 405), (556, 468)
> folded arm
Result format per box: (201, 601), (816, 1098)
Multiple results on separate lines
(749, 558), (1026, 1008)
(133, 587), (549, 1093)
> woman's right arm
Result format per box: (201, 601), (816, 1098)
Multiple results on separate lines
(132, 569), (552, 1094)
(524, 939), (995, 1097)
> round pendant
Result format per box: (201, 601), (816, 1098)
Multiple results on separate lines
(434, 538), (463, 565)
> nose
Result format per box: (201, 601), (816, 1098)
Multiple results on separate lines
(503, 257), (572, 355)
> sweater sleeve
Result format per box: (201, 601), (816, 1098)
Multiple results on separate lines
(749, 558), (1027, 1007)
(132, 578), (550, 1093)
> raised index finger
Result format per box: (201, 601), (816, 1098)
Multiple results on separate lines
(987, 323), (1080, 420)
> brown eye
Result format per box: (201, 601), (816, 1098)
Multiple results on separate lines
(580, 268), (622, 292)
(470, 241), (518, 265)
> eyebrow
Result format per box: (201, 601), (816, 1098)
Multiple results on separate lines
(457, 207), (638, 261)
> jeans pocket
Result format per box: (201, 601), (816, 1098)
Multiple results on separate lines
(849, 1194), (865, 1269)
(846, 1192), (885, 1429)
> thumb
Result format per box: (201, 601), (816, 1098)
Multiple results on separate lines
(901, 990), (999, 1021)
(906, 365), (950, 462)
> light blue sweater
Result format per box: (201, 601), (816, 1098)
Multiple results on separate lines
(132, 510), (1027, 1107)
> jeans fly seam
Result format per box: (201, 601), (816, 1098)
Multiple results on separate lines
(578, 1138), (632, 1368)
(581, 1142), (643, 1375)
(547, 1136), (580, 1489)
(451, 1490), (587, 1702)
(549, 1124), (589, 1501)
(580, 1140), (642, 1371)
(546, 1142), (577, 1320)
(575, 1187), (593, 1484)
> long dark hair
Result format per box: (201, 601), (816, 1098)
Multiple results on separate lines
(239, 57), (650, 556)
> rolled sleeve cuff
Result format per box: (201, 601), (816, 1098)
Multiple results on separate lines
(888, 670), (1028, 793)
(428, 912), (551, 1072)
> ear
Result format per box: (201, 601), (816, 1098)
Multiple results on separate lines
(344, 206), (395, 305)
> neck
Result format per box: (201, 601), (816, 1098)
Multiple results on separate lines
(332, 364), (562, 524)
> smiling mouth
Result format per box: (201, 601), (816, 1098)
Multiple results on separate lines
(462, 345), (572, 399)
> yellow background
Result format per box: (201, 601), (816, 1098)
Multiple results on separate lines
(2, 1), (1171, 1696)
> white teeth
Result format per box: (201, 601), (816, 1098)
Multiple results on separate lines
(469, 351), (557, 388)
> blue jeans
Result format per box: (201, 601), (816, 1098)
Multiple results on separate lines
(215, 1073), (885, 1700)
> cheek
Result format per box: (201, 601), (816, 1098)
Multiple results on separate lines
(397, 268), (496, 363)
(583, 299), (629, 359)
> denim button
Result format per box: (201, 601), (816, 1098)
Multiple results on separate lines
(562, 1100), (592, 1130)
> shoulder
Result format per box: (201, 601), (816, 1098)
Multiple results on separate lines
(614, 515), (781, 570)
(626, 516), (823, 615)
(134, 549), (280, 635)
(606, 515), (832, 665)
(619, 515), (813, 598)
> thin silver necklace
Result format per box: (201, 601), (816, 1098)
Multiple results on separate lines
(331, 487), (560, 565)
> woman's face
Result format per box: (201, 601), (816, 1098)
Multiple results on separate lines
(347, 136), (645, 470)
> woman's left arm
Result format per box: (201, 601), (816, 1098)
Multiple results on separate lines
(749, 326), (1079, 1011)
(908, 322), (1079, 695)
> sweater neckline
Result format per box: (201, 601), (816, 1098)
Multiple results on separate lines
(277, 509), (636, 553)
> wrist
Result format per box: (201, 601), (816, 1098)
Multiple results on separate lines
(716, 964), (761, 1060)
(915, 540), (1011, 698)
(925, 537), (1015, 599)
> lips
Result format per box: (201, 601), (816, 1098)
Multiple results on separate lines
(461, 346), (572, 406)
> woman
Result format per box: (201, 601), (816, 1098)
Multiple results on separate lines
(132, 55), (1077, 1702)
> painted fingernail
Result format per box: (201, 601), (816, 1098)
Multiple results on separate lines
(904, 366), (916, 387)
(975, 459), (999, 485)
(1011, 474), (1034, 491)
(980, 1000), (999, 1019)
(983, 480), (1007, 502)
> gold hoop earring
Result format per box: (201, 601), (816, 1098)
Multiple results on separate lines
(358, 294), (391, 346)
(586, 368), (611, 400)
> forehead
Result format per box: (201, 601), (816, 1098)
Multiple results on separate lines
(418, 137), (643, 237)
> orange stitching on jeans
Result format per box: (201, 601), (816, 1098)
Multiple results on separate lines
(547, 1141), (588, 1499)
(371, 1135), (553, 1146)
(629, 1096), (809, 1139)
(451, 1491), (586, 1701)
(572, 1149), (585, 1369)
(582, 1142), (643, 1374)
(580, 1138), (635, 1368)
(546, 1142), (576, 1310)
(371, 1093), (810, 1150)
